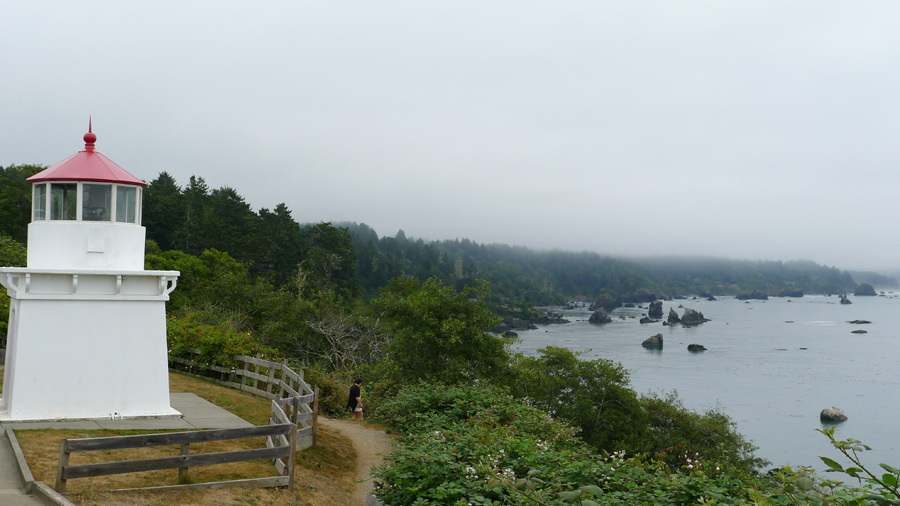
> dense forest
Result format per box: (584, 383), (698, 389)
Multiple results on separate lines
(3, 164), (898, 505)
(1, 165), (869, 316)
(135, 170), (865, 310)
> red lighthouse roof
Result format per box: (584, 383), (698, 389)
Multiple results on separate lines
(27, 122), (147, 187)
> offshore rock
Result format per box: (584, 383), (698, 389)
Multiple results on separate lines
(589, 308), (612, 324)
(667, 308), (681, 324)
(681, 308), (710, 325)
(648, 300), (663, 319)
(642, 333), (664, 350)
(820, 406), (848, 423)
(687, 344), (707, 352)
(639, 316), (658, 324)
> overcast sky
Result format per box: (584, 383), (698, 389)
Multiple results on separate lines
(3, 2), (899, 272)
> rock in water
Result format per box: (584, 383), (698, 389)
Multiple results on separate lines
(820, 406), (848, 422)
(642, 333), (663, 350)
(648, 300), (663, 319)
(687, 344), (707, 352)
(667, 308), (681, 324)
(639, 316), (658, 324)
(681, 308), (709, 325)
(589, 308), (612, 324)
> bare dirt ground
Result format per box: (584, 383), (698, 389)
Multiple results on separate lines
(318, 417), (392, 505)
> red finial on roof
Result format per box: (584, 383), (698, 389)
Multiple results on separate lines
(83, 117), (96, 152)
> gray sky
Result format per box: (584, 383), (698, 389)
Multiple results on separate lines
(3, 2), (899, 272)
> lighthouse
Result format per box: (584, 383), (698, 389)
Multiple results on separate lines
(0, 124), (181, 421)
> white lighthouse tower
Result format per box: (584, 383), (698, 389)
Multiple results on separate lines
(0, 124), (181, 421)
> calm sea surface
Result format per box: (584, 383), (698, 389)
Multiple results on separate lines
(513, 294), (900, 472)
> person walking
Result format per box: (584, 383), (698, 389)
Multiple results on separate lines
(347, 378), (363, 420)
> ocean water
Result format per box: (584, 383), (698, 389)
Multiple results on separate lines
(513, 294), (900, 472)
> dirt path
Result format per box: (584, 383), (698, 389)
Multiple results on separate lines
(318, 417), (392, 505)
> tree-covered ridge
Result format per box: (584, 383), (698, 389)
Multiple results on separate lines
(341, 222), (859, 305)
(2, 168), (865, 312)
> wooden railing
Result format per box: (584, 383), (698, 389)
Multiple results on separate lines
(168, 352), (319, 449)
(55, 423), (295, 493)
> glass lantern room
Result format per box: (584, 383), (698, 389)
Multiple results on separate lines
(31, 181), (142, 224)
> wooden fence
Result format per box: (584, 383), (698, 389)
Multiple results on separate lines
(55, 423), (296, 493)
(168, 352), (319, 449)
(51, 353), (319, 494)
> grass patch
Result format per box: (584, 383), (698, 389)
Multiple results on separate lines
(13, 371), (359, 506)
(168, 372), (272, 426)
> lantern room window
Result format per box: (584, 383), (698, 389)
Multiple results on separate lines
(116, 186), (138, 223)
(51, 183), (77, 220)
(82, 183), (112, 222)
(33, 183), (47, 221)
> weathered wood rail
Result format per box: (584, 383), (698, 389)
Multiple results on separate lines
(55, 423), (296, 493)
(168, 352), (319, 449)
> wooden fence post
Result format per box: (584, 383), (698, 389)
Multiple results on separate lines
(55, 440), (70, 493)
(312, 386), (319, 447)
(288, 421), (297, 489)
(266, 364), (276, 394)
(178, 443), (190, 484)
(240, 358), (250, 391)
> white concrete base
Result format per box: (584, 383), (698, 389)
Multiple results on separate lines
(0, 268), (179, 422)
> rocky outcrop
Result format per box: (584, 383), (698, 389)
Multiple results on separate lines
(851, 329), (868, 334)
(854, 283), (877, 296)
(639, 317), (658, 324)
(493, 317), (536, 334)
(687, 344), (707, 352)
(736, 291), (769, 300)
(680, 308), (710, 326)
(849, 320), (871, 324)
(642, 333), (663, 350)
(590, 291), (669, 312)
(820, 406), (848, 423)
(778, 288), (804, 298)
(648, 300), (663, 319)
(533, 312), (570, 325)
(667, 308), (681, 324)
(589, 308), (612, 324)
(840, 295), (852, 305)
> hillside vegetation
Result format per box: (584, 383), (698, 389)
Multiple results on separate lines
(3, 166), (897, 505)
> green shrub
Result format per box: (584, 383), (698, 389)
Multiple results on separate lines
(301, 365), (356, 418)
(636, 392), (766, 473)
(167, 313), (274, 367)
(373, 382), (787, 506)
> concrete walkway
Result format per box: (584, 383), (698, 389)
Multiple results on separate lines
(0, 393), (254, 505)
(0, 429), (42, 505)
